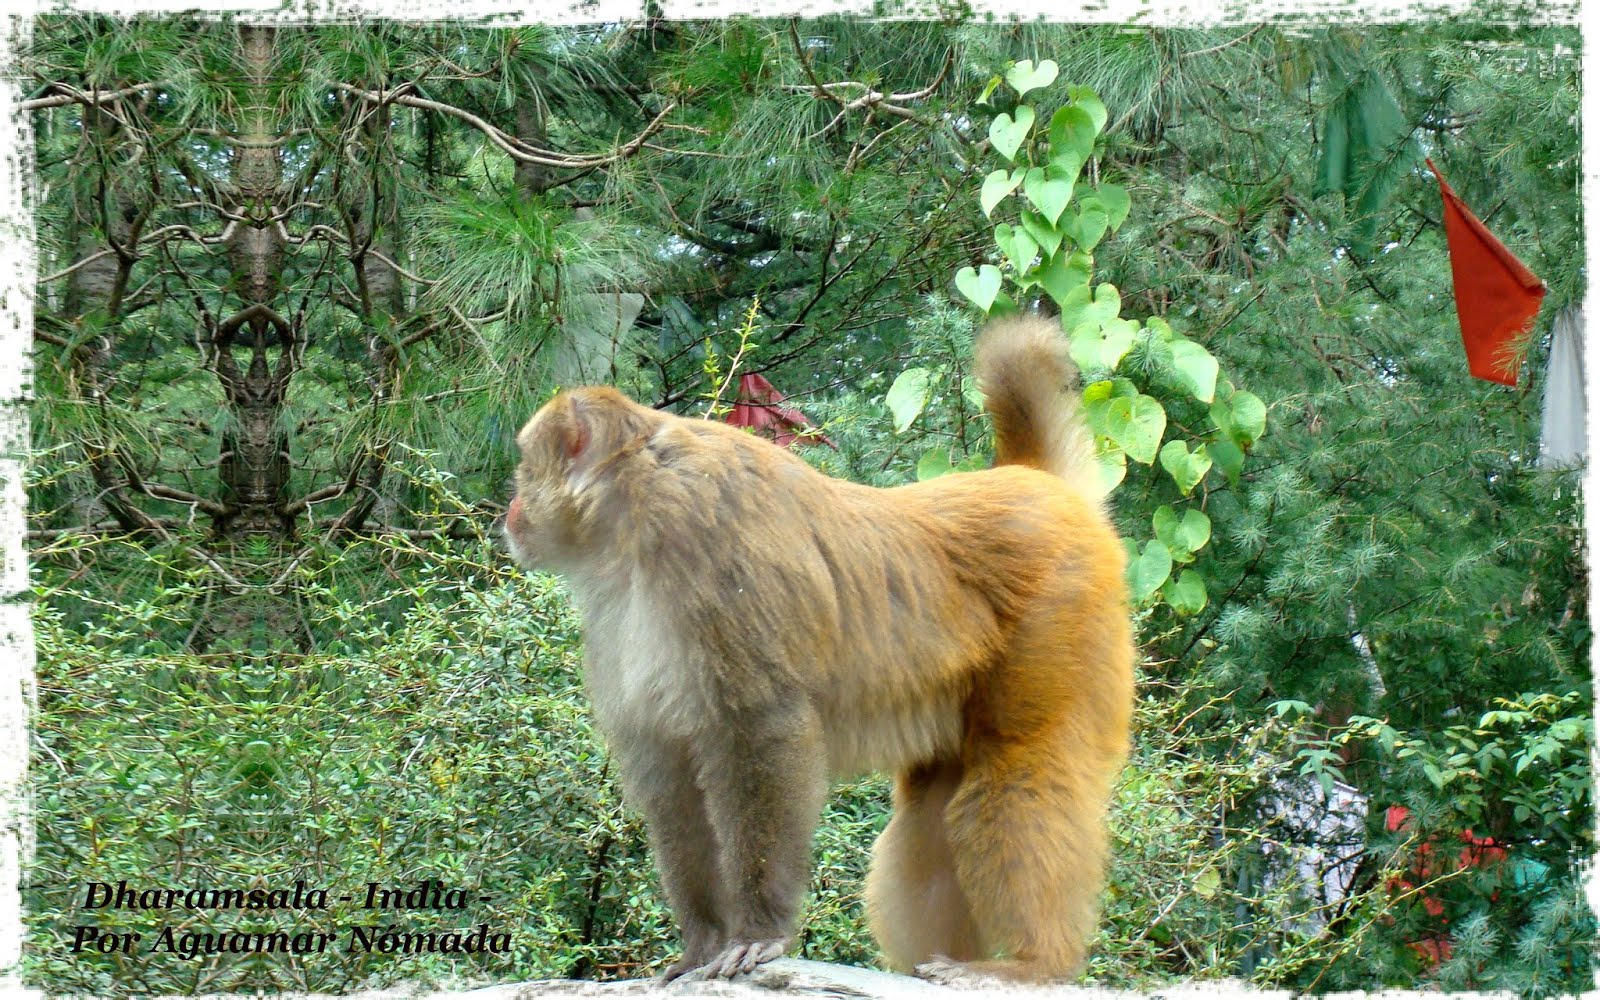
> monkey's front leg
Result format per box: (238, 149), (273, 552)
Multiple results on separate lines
(689, 701), (828, 980)
(610, 733), (729, 981)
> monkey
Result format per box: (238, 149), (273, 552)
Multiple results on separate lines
(502, 314), (1135, 984)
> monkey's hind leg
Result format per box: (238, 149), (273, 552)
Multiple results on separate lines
(864, 760), (982, 973)
(924, 732), (1121, 984)
(929, 608), (1134, 984)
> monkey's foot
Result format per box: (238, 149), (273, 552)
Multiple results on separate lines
(681, 937), (790, 979)
(913, 957), (1011, 988)
(657, 952), (715, 983)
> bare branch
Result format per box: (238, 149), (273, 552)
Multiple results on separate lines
(20, 81), (157, 112)
(334, 82), (677, 169)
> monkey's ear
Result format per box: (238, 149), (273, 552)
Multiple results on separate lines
(562, 395), (593, 461)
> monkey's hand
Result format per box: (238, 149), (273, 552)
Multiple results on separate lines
(678, 937), (790, 980)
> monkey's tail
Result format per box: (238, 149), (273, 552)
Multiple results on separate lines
(973, 315), (1103, 501)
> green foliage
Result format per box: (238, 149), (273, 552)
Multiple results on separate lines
(1276, 692), (1594, 994)
(900, 69), (1270, 621)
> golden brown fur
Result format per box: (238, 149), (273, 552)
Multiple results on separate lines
(504, 314), (1135, 983)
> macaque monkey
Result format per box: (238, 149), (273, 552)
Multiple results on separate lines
(503, 315), (1135, 984)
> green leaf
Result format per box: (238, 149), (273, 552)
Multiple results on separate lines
(1017, 210), (1064, 258)
(1036, 250), (1092, 310)
(916, 447), (953, 481)
(1129, 539), (1172, 603)
(1105, 393), (1166, 465)
(1175, 508), (1211, 552)
(975, 75), (1002, 107)
(886, 367), (934, 433)
(980, 168), (1024, 217)
(1023, 167), (1074, 225)
(1070, 316), (1137, 374)
(1158, 439), (1213, 496)
(1004, 59), (1059, 97)
(961, 377), (985, 410)
(1066, 85), (1108, 134)
(1152, 505), (1211, 561)
(1097, 183), (1131, 231)
(1081, 380), (1117, 435)
(1170, 339), (1219, 403)
(1152, 504), (1179, 543)
(988, 105), (1035, 163)
(994, 223), (1039, 274)
(1208, 438), (1244, 484)
(1049, 104), (1096, 167)
(1229, 390), (1268, 444)
(954, 264), (1003, 313)
(1065, 202), (1109, 251)
(1094, 446), (1127, 494)
(1059, 281), (1120, 334)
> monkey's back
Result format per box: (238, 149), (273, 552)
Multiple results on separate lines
(647, 418), (1129, 775)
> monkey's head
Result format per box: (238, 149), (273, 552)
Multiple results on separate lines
(504, 386), (657, 571)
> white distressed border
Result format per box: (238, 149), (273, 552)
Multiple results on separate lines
(0, 2), (1589, 999)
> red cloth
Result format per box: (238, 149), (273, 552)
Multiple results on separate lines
(1427, 159), (1545, 386)
(725, 373), (836, 449)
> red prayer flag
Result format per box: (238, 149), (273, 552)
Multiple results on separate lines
(725, 373), (836, 449)
(1427, 158), (1545, 386)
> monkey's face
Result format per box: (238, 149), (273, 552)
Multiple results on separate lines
(503, 396), (588, 571)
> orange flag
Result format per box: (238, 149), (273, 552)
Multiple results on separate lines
(1427, 159), (1545, 386)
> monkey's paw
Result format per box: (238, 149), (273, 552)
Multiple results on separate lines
(680, 937), (790, 980)
(657, 953), (714, 983)
(913, 957), (1006, 988)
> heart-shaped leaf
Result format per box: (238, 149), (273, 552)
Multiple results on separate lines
(1128, 539), (1173, 604)
(1171, 339), (1219, 403)
(1155, 503), (1211, 556)
(886, 367), (934, 433)
(1023, 168), (1074, 225)
(1208, 437), (1245, 484)
(1158, 439), (1213, 496)
(1066, 85), (1109, 134)
(1152, 505), (1181, 549)
(1005, 58), (1059, 97)
(1163, 569), (1208, 616)
(988, 105), (1035, 163)
(1175, 508), (1211, 552)
(1070, 202), (1110, 251)
(980, 168), (1024, 217)
(916, 447), (953, 481)
(1072, 317), (1138, 373)
(1097, 183), (1132, 231)
(1059, 281), (1121, 334)
(1105, 392), (1166, 465)
(1229, 390), (1268, 444)
(954, 264), (1003, 313)
(1036, 249), (1091, 308)
(1046, 157), (1086, 199)
(1082, 380), (1116, 436)
(1017, 210), (1064, 258)
(994, 223), (1039, 274)
(1095, 445), (1127, 494)
(1049, 105), (1096, 169)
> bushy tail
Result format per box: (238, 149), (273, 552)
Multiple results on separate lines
(973, 315), (1102, 501)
